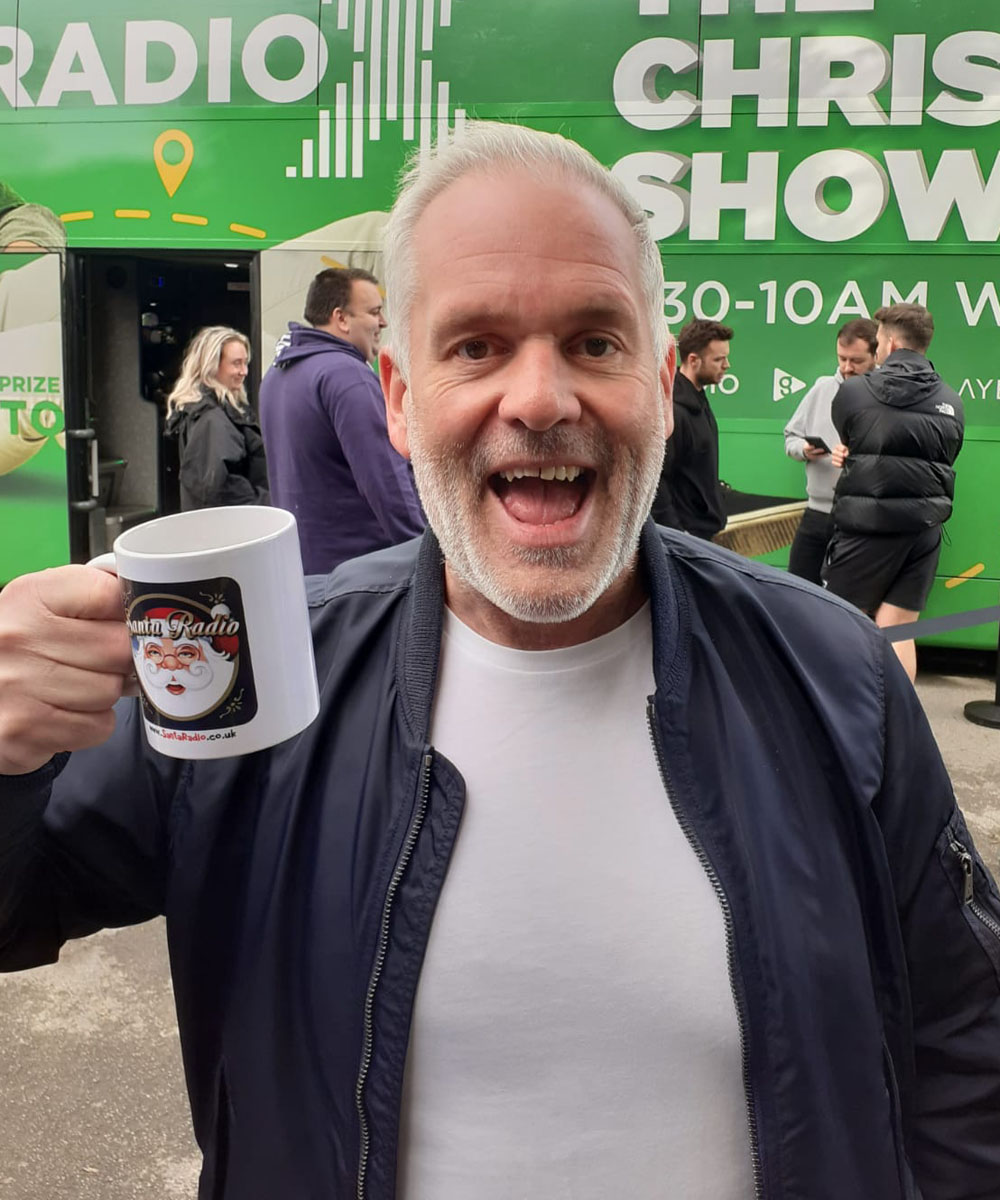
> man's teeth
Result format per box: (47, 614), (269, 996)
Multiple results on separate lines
(499, 465), (582, 482)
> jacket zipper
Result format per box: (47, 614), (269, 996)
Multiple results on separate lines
(646, 701), (764, 1200)
(355, 751), (434, 1200)
(949, 838), (1000, 942)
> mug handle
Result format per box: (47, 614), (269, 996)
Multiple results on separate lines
(87, 553), (141, 698)
(87, 552), (117, 574)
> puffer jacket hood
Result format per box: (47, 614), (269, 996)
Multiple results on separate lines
(861, 349), (944, 409)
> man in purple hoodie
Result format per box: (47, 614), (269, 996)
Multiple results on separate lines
(259, 267), (424, 573)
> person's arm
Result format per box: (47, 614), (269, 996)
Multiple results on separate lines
(179, 408), (269, 508)
(0, 567), (170, 970)
(650, 403), (689, 529)
(0, 203), (67, 252)
(784, 380), (830, 462)
(326, 371), (425, 541)
(874, 644), (1000, 1197)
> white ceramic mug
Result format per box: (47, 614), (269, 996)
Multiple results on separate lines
(91, 506), (319, 760)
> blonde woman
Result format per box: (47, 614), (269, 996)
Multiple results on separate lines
(165, 326), (269, 511)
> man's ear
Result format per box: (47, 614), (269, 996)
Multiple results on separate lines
(379, 348), (411, 459)
(659, 334), (676, 441)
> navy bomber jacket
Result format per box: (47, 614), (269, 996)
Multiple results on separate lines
(1, 524), (999, 1200)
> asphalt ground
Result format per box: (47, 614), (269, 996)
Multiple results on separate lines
(0, 668), (997, 1198)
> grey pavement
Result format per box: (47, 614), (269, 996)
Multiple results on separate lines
(0, 669), (997, 1198)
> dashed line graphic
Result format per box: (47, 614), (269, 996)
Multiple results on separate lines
(56, 130), (267, 241)
(945, 563), (986, 589)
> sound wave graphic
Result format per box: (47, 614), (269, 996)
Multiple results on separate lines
(288, 0), (465, 181)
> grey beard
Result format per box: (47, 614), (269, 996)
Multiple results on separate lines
(405, 419), (663, 624)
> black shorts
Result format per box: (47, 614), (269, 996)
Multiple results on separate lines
(822, 526), (942, 615)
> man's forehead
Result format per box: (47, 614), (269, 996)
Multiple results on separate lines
(411, 166), (638, 269)
(350, 278), (380, 303)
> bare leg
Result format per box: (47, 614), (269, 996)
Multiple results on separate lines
(874, 602), (920, 683)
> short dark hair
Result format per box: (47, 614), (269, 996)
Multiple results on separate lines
(304, 267), (379, 326)
(836, 318), (877, 354)
(873, 303), (934, 353)
(677, 319), (734, 363)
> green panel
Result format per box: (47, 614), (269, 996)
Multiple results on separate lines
(0, 0), (997, 647)
(0, 252), (69, 582)
(676, 254), (1000, 429)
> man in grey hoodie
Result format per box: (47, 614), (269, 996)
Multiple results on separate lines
(783, 319), (877, 585)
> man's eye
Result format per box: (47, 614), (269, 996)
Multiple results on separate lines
(578, 337), (615, 358)
(457, 339), (491, 361)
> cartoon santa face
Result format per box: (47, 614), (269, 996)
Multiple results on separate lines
(136, 627), (237, 721)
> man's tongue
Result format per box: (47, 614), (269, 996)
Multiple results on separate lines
(498, 476), (584, 525)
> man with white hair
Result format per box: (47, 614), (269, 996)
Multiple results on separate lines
(0, 124), (997, 1200)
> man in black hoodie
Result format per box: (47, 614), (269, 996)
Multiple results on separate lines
(823, 304), (964, 681)
(651, 319), (733, 539)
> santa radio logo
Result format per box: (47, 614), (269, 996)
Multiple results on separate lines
(125, 578), (258, 730)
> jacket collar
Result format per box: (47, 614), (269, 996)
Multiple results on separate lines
(397, 520), (683, 744)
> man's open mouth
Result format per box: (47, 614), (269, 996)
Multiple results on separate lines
(167, 683), (186, 695)
(489, 464), (594, 526)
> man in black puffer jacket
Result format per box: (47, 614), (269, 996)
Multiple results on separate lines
(823, 303), (963, 681)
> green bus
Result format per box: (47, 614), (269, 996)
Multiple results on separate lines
(1, 0), (997, 647)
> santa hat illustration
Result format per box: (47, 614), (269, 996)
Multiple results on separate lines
(137, 605), (240, 659)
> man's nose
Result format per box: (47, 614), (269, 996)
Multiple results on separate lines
(378, 313), (388, 328)
(160, 653), (182, 670)
(497, 341), (582, 431)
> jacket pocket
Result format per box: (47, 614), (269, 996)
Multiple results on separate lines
(944, 816), (1000, 984)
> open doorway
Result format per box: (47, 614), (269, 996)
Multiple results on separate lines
(65, 251), (256, 560)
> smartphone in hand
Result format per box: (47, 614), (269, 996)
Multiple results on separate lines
(804, 435), (831, 454)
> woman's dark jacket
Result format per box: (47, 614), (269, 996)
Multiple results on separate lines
(165, 386), (269, 510)
(832, 349), (964, 535)
(1, 525), (998, 1200)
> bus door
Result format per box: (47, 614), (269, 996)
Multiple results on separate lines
(63, 250), (257, 565)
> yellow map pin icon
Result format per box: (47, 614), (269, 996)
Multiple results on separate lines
(154, 130), (194, 198)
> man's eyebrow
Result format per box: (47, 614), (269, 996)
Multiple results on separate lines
(428, 302), (640, 343)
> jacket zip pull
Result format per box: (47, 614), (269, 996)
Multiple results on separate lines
(949, 839), (975, 905)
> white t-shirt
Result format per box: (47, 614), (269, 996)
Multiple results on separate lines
(396, 604), (753, 1199)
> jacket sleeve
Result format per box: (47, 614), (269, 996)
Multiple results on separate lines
(0, 703), (177, 972)
(650, 406), (689, 529)
(874, 645), (1000, 1198)
(783, 383), (822, 461)
(831, 382), (851, 444)
(179, 408), (269, 508)
(324, 370), (425, 542)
